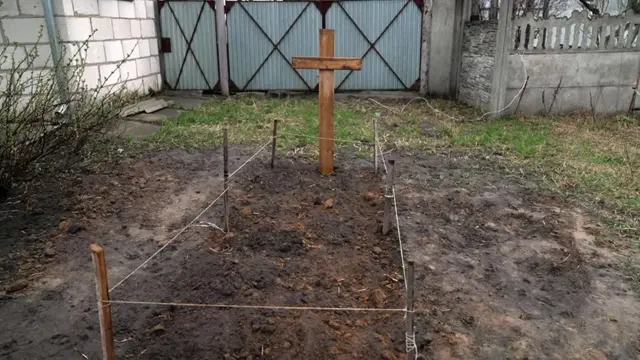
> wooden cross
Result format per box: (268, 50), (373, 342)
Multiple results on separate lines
(292, 29), (362, 174)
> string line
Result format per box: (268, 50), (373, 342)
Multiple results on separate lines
(109, 138), (272, 293)
(106, 300), (408, 313)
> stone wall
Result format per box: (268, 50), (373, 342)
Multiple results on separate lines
(0, 0), (161, 99)
(458, 20), (498, 110)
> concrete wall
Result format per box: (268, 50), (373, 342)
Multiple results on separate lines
(506, 52), (640, 114)
(503, 11), (640, 114)
(0, 0), (161, 98)
(428, 0), (457, 96)
(458, 20), (498, 110)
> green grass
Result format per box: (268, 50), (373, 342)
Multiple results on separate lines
(147, 95), (373, 153)
(451, 120), (554, 158)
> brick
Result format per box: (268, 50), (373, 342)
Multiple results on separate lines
(134, 0), (146, 18)
(25, 45), (53, 68)
(0, 0), (19, 17)
(82, 65), (101, 90)
(3, 18), (49, 43)
(85, 42), (106, 64)
(100, 63), (120, 85)
(0, 46), (26, 70)
(112, 18), (132, 39)
(122, 39), (140, 59)
(126, 77), (144, 92)
(145, 1), (155, 19)
(72, 0), (99, 16)
(135, 57), (151, 77)
(91, 17), (114, 40)
(52, 0), (74, 16)
(150, 56), (160, 74)
(143, 74), (159, 91)
(149, 38), (159, 55)
(140, 19), (156, 38)
(118, 0), (135, 19)
(139, 39), (150, 57)
(20, 0), (45, 16)
(120, 60), (138, 81)
(130, 20), (142, 38)
(57, 17), (93, 42)
(103, 40), (124, 62)
(98, 0), (118, 17)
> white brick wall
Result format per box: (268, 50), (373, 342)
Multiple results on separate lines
(0, 0), (161, 97)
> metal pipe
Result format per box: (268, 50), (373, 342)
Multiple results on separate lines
(42, 0), (69, 103)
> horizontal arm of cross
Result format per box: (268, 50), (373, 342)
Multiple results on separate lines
(292, 57), (362, 71)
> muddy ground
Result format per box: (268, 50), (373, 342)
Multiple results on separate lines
(1, 146), (640, 359)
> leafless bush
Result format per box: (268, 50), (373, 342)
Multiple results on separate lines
(0, 32), (139, 194)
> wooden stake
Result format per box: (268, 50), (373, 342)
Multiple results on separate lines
(270, 119), (278, 169)
(319, 29), (335, 175)
(373, 118), (378, 175)
(406, 261), (416, 360)
(383, 158), (395, 235)
(223, 128), (229, 233)
(90, 244), (116, 360)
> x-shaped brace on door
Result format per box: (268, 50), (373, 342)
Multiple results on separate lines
(236, 2), (314, 91)
(335, 0), (413, 90)
(167, 1), (214, 90)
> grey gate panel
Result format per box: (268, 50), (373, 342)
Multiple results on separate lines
(326, 0), (422, 90)
(227, 2), (321, 91)
(159, 1), (219, 90)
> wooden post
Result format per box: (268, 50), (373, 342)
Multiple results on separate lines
(319, 29), (335, 175)
(270, 119), (278, 169)
(373, 118), (378, 175)
(90, 244), (116, 360)
(215, 0), (229, 96)
(383, 159), (395, 235)
(406, 261), (416, 360)
(223, 128), (229, 233)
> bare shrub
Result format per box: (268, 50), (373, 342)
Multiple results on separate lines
(0, 31), (140, 194)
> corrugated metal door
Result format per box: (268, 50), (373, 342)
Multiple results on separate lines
(160, 0), (422, 91)
(226, 2), (321, 91)
(159, 1), (220, 90)
(326, 0), (422, 90)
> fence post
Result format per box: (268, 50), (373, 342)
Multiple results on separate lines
(489, 0), (516, 116)
(215, 0), (230, 96)
(383, 159), (395, 235)
(223, 128), (230, 233)
(90, 244), (116, 360)
(406, 261), (416, 360)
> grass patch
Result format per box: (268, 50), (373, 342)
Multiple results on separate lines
(451, 119), (554, 158)
(147, 95), (375, 154)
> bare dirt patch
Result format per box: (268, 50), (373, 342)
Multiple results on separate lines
(1, 147), (639, 359)
(396, 153), (640, 359)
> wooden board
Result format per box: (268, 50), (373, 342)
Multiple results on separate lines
(319, 29), (335, 175)
(292, 56), (362, 70)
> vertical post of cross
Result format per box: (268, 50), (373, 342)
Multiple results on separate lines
(318, 29), (336, 175)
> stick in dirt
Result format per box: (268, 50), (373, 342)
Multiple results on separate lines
(271, 119), (278, 169)
(223, 128), (230, 233)
(406, 261), (416, 360)
(383, 158), (395, 235)
(90, 244), (116, 360)
(374, 118), (379, 175)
